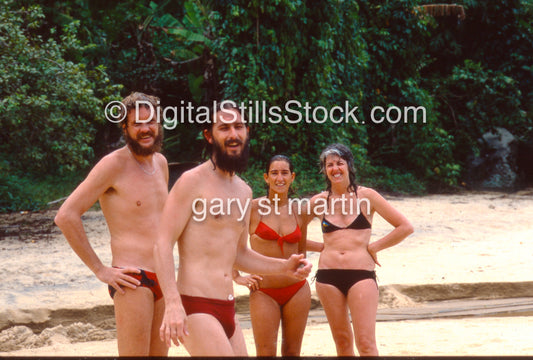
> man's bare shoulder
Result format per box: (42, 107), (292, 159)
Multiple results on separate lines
(168, 161), (208, 195)
(153, 152), (169, 180)
(233, 175), (252, 196)
(88, 147), (128, 177)
(56, 148), (128, 213)
(177, 161), (208, 182)
(154, 152), (168, 166)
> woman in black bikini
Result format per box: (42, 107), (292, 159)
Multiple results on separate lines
(233, 155), (320, 356)
(306, 143), (413, 356)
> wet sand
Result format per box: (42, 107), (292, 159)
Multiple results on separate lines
(1, 190), (532, 356)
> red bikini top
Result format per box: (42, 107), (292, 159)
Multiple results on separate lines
(254, 216), (301, 255)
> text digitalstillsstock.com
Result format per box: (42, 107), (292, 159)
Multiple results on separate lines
(105, 100), (426, 129)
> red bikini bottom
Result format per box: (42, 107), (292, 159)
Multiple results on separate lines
(258, 280), (307, 306)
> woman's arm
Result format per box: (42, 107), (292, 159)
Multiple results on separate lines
(232, 268), (262, 291)
(306, 239), (324, 252)
(363, 188), (414, 265)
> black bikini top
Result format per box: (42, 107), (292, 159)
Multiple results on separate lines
(321, 213), (371, 233)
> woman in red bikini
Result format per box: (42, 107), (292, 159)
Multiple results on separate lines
(306, 143), (414, 356)
(234, 155), (319, 356)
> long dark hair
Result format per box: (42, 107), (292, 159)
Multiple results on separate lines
(265, 154), (294, 197)
(319, 143), (358, 197)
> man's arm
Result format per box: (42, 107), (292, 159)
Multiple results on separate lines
(235, 228), (312, 279)
(154, 171), (198, 347)
(235, 194), (312, 279)
(54, 154), (141, 293)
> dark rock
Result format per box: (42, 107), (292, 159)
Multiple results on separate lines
(517, 138), (533, 186)
(467, 127), (519, 190)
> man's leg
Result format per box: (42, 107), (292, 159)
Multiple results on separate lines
(149, 297), (169, 356)
(113, 287), (155, 356)
(182, 313), (235, 356)
(229, 319), (248, 356)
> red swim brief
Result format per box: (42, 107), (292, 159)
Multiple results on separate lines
(108, 268), (163, 301)
(180, 294), (236, 338)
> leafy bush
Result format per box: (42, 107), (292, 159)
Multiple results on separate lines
(434, 60), (526, 164)
(0, 2), (121, 211)
(209, 1), (369, 182)
(0, 3), (122, 175)
(421, 0), (532, 167)
(2, 0), (532, 213)
(0, 163), (43, 212)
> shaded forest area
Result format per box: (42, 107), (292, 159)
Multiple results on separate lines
(1, 0), (532, 212)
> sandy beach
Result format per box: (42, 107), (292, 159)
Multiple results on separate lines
(1, 190), (532, 356)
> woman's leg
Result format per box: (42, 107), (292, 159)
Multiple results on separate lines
(249, 290), (281, 356)
(280, 282), (311, 356)
(347, 278), (379, 356)
(316, 282), (355, 356)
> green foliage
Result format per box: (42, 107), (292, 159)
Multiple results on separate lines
(0, 1), (121, 211)
(27, 0), (187, 97)
(210, 0), (368, 187)
(0, 2), (121, 175)
(358, 0), (531, 191)
(141, 0), (218, 161)
(360, 165), (426, 195)
(0, 160), (85, 213)
(25, 0), (197, 167)
(422, 0), (532, 170)
(434, 60), (526, 163)
(2, 0), (532, 212)
(0, 162), (43, 212)
(352, 0), (460, 191)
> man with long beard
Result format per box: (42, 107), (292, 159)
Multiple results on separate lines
(154, 104), (312, 356)
(55, 92), (169, 356)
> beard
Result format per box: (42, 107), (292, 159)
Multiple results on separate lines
(125, 126), (163, 156)
(212, 137), (250, 174)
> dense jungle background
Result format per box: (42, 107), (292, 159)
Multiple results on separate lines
(1, 0), (532, 212)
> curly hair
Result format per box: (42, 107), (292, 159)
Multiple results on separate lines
(120, 92), (161, 128)
(319, 143), (358, 196)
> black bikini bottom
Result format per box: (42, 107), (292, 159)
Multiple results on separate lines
(315, 269), (377, 296)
